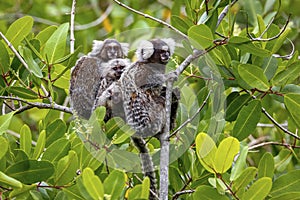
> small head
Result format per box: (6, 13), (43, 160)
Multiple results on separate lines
(105, 59), (130, 80)
(136, 38), (175, 64)
(88, 39), (129, 61)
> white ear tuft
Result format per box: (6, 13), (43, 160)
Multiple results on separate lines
(161, 38), (176, 55)
(120, 43), (129, 56)
(88, 40), (104, 57)
(136, 40), (154, 61)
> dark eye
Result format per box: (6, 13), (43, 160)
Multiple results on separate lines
(112, 67), (118, 70)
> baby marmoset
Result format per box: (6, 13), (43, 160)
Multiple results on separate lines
(70, 39), (129, 119)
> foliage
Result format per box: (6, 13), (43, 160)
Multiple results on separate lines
(1, 0), (300, 199)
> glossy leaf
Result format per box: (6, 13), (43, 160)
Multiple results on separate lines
(141, 177), (150, 199)
(20, 124), (32, 156)
(128, 184), (144, 200)
(45, 119), (67, 147)
(238, 64), (270, 91)
(242, 177), (272, 200)
(188, 24), (214, 49)
(258, 152), (274, 178)
(43, 23), (69, 64)
(232, 167), (258, 196)
(21, 46), (43, 78)
(0, 171), (22, 188)
(54, 150), (78, 185)
(5, 16), (33, 48)
(228, 36), (271, 57)
(284, 93), (300, 128)
(262, 56), (278, 80)
(232, 100), (262, 140)
(103, 170), (126, 200)
(32, 130), (46, 159)
(9, 184), (36, 199)
(6, 160), (54, 184)
(36, 25), (57, 46)
(269, 192), (300, 200)
(195, 132), (217, 173)
(272, 61), (300, 86)
(270, 170), (300, 197)
(82, 168), (104, 200)
(192, 185), (229, 200)
(272, 28), (291, 53)
(225, 93), (251, 122)
(0, 111), (15, 135)
(7, 87), (38, 99)
(63, 185), (85, 200)
(42, 138), (71, 162)
(214, 137), (240, 173)
(274, 149), (292, 172)
(0, 41), (10, 73)
(230, 145), (249, 181)
(171, 15), (192, 34)
(0, 136), (9, 159)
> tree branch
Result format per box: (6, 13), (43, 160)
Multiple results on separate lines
(0, 96), (72, 114)
(113, 0), (187, 39)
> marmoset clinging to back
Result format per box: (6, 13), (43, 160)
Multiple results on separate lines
(93, 58), (130, 121)
(69, 39), (129, 119)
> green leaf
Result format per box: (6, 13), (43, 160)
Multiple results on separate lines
(192, 185), (229, 200)
(274, 149), (292, 172)
(238, 64), (270, 91)
(7, 87), (38, 99)
(0, 41), (10, 73)
(6, 160), (54, 184)
(0, 111), (15, 135)
(32, 130), (46, 159)
(269, 192), (300, 200)
(45, 119), (67, 147)
(195, 132), (217, 173)
(284, 93), (300, 128)
(9, 184), (36, 199)
(0, 136), (9, 159)
(0, 171), (22, 188)
(270, 170), (300, 198)
(232, 100), (262, 140)
(63, 185), (85, 200)
(103, 170), (126, 200)
(188, 24), (214, 49)
(5, 16), (33, 48)
(54, 150), (78, 185)
(141, 177), (150, 199)
(230, 145), (248, 181)
(42, 138), (71, 163)
(228, 36), (271, 57)
(36, 26), (57, 46)
(272, 61), (300, 86)
(272, 28), (291, 53)
(232, 167), (258, 197)
(21, 46), (43, 78)
(128, 184), (144, 200)
(20, 124), (32, 156)
(225, 93), (251, 122)
(43, 23), (69, 64)
(214, 137), (240, 173)
(242, 177), (272, 200)
(171, 15), (192, 34)
(262, 56), (278, 80)
(82, 168), (104, 200)
(258, 152), (274, 178)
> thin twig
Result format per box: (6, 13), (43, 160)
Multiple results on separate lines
(0, 96), (72, 114)
(75, 5), (113, 30)
(170, 90), (212, 138)
(0, 32), (31, 74)
(6, 130), (37, 146)
(172, 190), (195, 199)
(261, 107), (300, 140)
(70, 0), (76, 53)
(216, 0), (239, 29)
(247, 13), (291, 42)
(249, 141), (300, 150)
(113, 0), (187, 39)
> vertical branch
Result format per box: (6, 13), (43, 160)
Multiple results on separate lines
(70, 0), (76, 54)
(159, 79), (173, 200)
